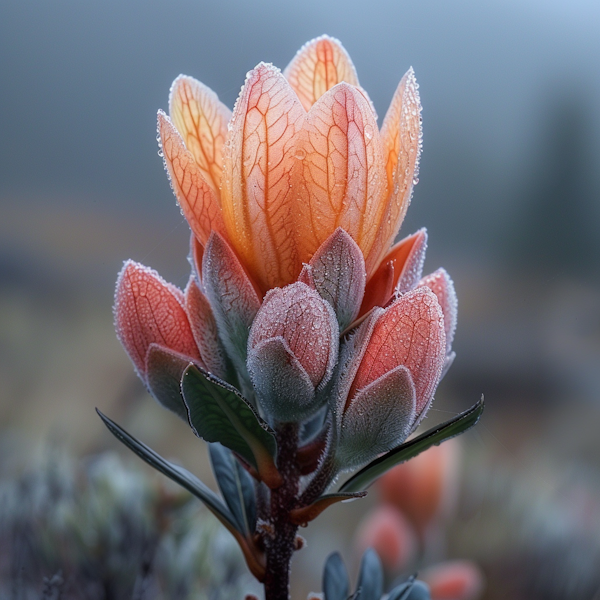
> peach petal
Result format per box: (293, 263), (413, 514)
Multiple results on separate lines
(221, 63), (305, 292)
(114, 261), (200, 379)
(284, 35), (359, 111)
(366, 68), (422, 274)
(351, 287), (445, 414)
(169, 75), (231, 196)
(295, 83), (386, 265)
(420, 268), (457, 355)
(158, 111), (226, 246)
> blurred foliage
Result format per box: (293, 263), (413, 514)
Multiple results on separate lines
(0, 450), (257, 600)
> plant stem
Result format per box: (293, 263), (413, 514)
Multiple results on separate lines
(264, 423), (300, 600)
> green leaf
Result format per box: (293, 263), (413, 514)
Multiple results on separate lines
(322, 552), (350, 600)
(339, 397), (484, 494)
(181, 365), (281, 488)
(96, 409), (239, 534)
(209, 443), (257, 536)
(355, 549), (383, 600)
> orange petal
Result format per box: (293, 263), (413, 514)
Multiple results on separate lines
(352, 287), (445, 414)
(158, 111), (226, 246)
(295, 83), (386, 265)
(284, 35), (359, 111)
(365, 68), (422, 274)
(360, 228), (428, 316)
(168, 75), (231, 196)
(221, 63), (305, 292)
(114, 261), (200, 379)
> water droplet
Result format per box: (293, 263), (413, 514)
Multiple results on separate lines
(294, 148), (306, 160)
(364, 124), (373, 140)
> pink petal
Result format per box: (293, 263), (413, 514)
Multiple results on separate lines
(114, 261), (200, 380)
(420, 268), (457, 355)
(351, 287), (446, 414)
(248, 282), (338, 388)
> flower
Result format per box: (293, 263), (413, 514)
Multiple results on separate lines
(114, 35), (456, 470)
(158, 35), (422, 303)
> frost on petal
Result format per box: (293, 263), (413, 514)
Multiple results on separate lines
(247, 337), (317, 422)
(351, 287), (445, 415)
(221, 63), (305, 292)
(420, 268), (457, 355)
(248, 282), (339, 389)
(184, 276), (227, 379)
(339, 365), (416, 468)
(360, 229), (428, 316)
(145, 344), (199, 420)
(308, 228), (366, 331)
(284, 35), (359, 111)
(114, 261), (200, 380)
(295, 83), (386, 265)
(202, 233), (262, 378)
(158, 111), (225, 246)
(365, 68), (422, 274)
(169, 75), (231, 196)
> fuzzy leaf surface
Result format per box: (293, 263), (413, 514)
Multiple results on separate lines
(339, 397), (484, 493)
(181, 365), (280, 486)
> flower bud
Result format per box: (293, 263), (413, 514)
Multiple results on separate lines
(337, 286), (446, 467)
(247, 282), (339, 422)
(114, 261), (203, 418)
(114, 260), (201, 382)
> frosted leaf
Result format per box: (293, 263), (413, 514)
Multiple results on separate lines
(202, 233), (261, 379)
(339, 365), (416, 469)
(308, 228), (367, 331)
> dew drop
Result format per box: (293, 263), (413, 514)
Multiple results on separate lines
(294, 148), (306, 160)
(364, 124), (374, 140)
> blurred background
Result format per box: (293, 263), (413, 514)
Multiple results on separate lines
(1, 0), (599, 598)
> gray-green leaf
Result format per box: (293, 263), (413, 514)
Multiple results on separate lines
(181, 365), (281, 488)
(339, 397), (484, 494)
